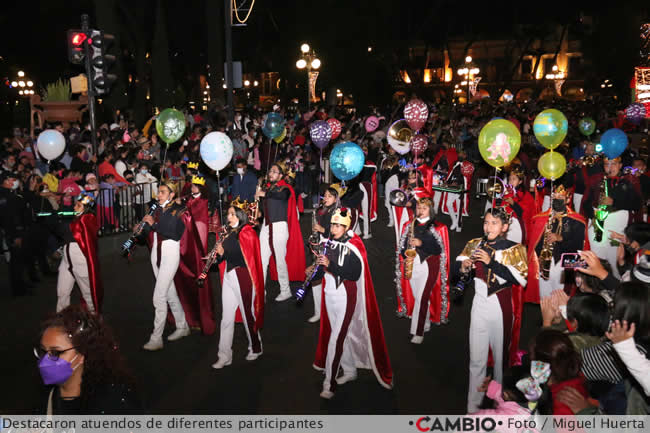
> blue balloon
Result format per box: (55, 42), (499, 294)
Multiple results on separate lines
(330, 142), (365, 181)
(600, 128), (628, 159)
(262, 112), (285, 139)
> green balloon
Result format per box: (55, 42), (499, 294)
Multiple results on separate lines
(156, 108), (186, 144)
(478, 119), (521, 168)
(578, 117), (596, 136)
(538, 151), (566, 180)
(533, 109), (568, 150)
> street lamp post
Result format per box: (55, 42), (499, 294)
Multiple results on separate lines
(545, 64), (565, 96)
(296, 43), (320, 110)
(457, 56), (480, 104)
(11, 70), (35, 98)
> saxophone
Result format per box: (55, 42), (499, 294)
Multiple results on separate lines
(539, 212), (563, 280)
(403, 219), (417, 279)
(594, 177), (610, 242)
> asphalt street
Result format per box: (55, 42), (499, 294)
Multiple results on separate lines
(0, 195), (542, 414)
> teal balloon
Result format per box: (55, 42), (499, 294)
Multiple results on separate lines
(533, 109), (568, 149)
(262, 113), (285, 139)
(330, 142), (365, 181)
(156, 108), (186, 144)
(578, 117), (596, 136)
(601, 128), (628, 159)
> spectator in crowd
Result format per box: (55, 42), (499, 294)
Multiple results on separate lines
(0, 171), (31, 296)
(231, 158), (257, 202)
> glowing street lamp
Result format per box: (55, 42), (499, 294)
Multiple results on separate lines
(296, 43), (321, 110)
(457, 56), (480, 103)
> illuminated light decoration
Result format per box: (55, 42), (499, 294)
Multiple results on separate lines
(368, 46), (372, 52)
(253, 80), (258, 86)
(400, 70), (411, 84)
(18, 81), (25, 87)
(222, 84), (227, 89)
(465, 56), (472, 63)
(203, 90), (208, 95)
(308, 71), (319, 102)
(310, 58), (321, 69)
(27, 81), (33, 87)
(244, 80), (250, 86)
(296, 59), (307, 69)
(18, 71), (25, 77)
(423, 69), (432, 83)
(11, 81), (17, 87)
(18, 90), (23, 95)
(595, 144), (603, 152)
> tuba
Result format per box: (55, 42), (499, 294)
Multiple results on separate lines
(486, 176), (506, 201)
(387, 119), (413, 154)
(403, 219), (417, 279)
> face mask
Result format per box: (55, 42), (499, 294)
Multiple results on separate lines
(551, 199), (566, 213)
(140, 169), (148, 175)
(237, 168), (245, 175)
(192, 192), (201, 199)
(38, 354), (78, 385)
(11, 180), (19, 190)
(417, 216), (430, 224)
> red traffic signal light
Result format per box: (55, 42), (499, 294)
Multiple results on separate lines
(71, 32), (87, 46)
(67, 29), (87, 64)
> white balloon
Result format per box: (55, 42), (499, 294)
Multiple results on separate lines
(200, 132), (233, 172)
(37, 129), (66, 161)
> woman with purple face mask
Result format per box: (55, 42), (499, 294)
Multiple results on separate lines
(35, 306), (141, 414)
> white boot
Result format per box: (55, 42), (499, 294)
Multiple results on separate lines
(308, 284), (321, 323)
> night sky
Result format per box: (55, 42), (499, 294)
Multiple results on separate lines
(0, 1), (647, 100)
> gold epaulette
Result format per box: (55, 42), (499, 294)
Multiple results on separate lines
(460, 238), (484, 258)
(501, 243), (528, 279)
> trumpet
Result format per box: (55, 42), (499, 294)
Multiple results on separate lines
(196, 225), (233, 286)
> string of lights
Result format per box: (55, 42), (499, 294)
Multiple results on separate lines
(233, 0), (255, 24)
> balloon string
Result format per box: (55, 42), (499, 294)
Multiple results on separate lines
(216, 170), (223, 225)
(492, 166), (498, 209)
(319, 148), (323, 186)
(159, 145), (169, 185)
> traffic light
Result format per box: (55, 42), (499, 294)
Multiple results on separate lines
(67, 29), (87, 64)
(88, 29), (116, 95)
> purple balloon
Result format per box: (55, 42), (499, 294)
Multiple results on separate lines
(310, 120), (332, 149)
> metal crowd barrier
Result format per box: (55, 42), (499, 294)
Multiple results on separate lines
(94, 182), (159, 236)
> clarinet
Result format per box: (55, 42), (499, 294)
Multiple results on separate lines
(196, 226), (231, 286)
(451, 235), (487, 300)
(295, 235), (333, 305)
(121, 201), (160, 257)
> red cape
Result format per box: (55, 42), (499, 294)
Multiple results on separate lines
(173, 197), (216, 335)
(395, 220), (450, 323)
(269, 179), (306, 282)
(525, 209), (589, 304)
(361, 162), (378, 221)
(70, 213), (103, 313)
(218, 224), (265, 331)
(431, 148), (458, 172)
(417, 164), (434, 195)
(314, 233), (393, 389)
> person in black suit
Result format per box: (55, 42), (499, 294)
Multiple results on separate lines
(231, 158), (258, 203)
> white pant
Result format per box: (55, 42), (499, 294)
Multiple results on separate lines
(433, 190), (442, 214)
(538, 259), (563, 299)
(588, 210), (628, 280)
(360, 184), (371, 237)
(218, 267), (262, 361)
(260, 221), (290, 295)
(573, 193), (583, 214)
(384, 176), (399, 226)
(542, 195), (550, 212)
(446, 192), (461, 229)
(57, 242), (95, 313)
(467, 285), (505, 413)
(410, 255), (431, 336)
(312, 282), (322, 319)
(323, 272), (357, 391)
(150, 234), (187, 342)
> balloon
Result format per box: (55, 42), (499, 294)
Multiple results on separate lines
(537, 151), (566, 180)
(273, 128), (287, 144)
(386, 119), (413, 155)
(327, 118), (342, 140)
(478, 119), (521, 168)
(625, 103), (646, 125)
(533, 109), (568, 150)
(309, 120), (332, 149)
(410, 134), (428, 154)
(37, 130), (66, 161)
(262, 112), (285, 139)
(404, 99), (428, 131)
(600, 128), (629, 159)
(578, 117), (596, 136)
(156, 108), (186, 144)
(365, 116), (380, 133)
(329, 142), (365, 181)
(200, 132), (233, 172)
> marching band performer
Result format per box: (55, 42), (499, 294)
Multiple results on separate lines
(395, 197), (450, 343)
(568, 142), (602, 214)
(313, 208), (393, 399)
(431, 140), (457, 212)
(358, 148), (378, 239)
(212, 201), (265, 369)
(390, 170), (429, 246)
(140, 181), (190, 351)
(526, 184), (588, 303)
(382, 156), (400, 228)
(441, 149), (474, 232)
(55, 192), (103, 314)
(502, 167), (535, 243)
(172, 175), (216, 335)
(255, 162), (306, 301)
(305, 186), (340, 323)
(455, 207), (527, 413)
(582, 155), (641, 278)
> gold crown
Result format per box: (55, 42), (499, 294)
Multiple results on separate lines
(331, 207), (352, 228)
(418, 197), (433, 206)
(231, 196), (250, 211)
(509, 166), (525, 180)
(553, 185), (567, 196)
(187, 162), (199, 170)
(330, 183), (348, 198)
(276, 160), (296, 179)
(162, 181), (180, 196)
(191, 175), (206, 186)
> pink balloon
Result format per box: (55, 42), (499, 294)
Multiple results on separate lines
(404, 99), (428, 131)
(327, 118), (342, 140)
(365, 116), (379, 132)
(410, 134), (428, 154)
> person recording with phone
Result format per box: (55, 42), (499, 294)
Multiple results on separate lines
(455, 207), (527, 413)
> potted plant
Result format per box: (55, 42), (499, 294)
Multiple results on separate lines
(30, 79), (88, 134)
